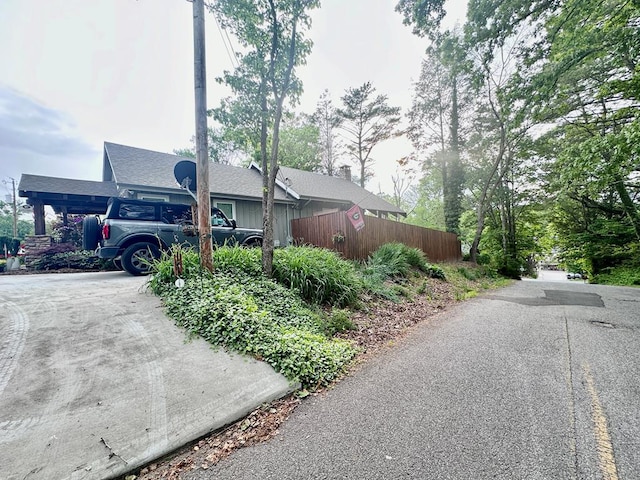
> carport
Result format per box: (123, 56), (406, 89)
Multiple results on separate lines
(18, 174), (118, 234)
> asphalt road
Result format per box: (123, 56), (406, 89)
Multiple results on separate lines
(186, 278), (640, 480)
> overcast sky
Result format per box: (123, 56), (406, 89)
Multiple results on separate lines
(0, 0), (466, 200)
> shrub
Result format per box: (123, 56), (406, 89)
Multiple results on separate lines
(272, 246), (362, 307)
(591, 266), (640, 286)
(321, 309), (356, 336)
(213, 245), (262, 276)
(30, 250), (108, 271)
(37, 243), (77, 256)
(0, 237), (21, 256)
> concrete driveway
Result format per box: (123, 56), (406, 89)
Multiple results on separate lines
(0, 271), (292, 480)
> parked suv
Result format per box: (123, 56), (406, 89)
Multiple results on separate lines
(83, 197), (263, 275)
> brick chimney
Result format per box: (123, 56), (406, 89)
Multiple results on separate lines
(339, 165), (352, 182)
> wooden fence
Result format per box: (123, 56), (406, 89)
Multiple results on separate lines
(291, 211), (461, 262)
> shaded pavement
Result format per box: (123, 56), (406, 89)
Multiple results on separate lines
(0, 272), (293, 480)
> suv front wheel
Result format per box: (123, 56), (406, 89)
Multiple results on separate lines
(121, 242), (160, 276)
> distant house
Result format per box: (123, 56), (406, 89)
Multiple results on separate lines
(19, 142), (405, 245)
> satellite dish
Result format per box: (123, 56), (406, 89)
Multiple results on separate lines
(174, 160), (197, 192)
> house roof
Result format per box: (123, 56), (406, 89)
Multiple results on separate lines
(19, 174), (118, 197)
(277, 166), (405, 216)
(18, 174), (118, 214)
(103, 142), (404, 215)
(103, 142), (290, 201)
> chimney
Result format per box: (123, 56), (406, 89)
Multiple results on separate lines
(340, 165), (352, 182)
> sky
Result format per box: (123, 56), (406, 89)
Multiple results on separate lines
(0, 0), (466, 201)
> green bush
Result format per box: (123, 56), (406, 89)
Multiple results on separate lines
(213, 245), (262, 276)
(30, 250), (113, 271)
(321, 309), (356, 336)
(0, 237), (20, 256)
(272, 246), (362, 307)
(590, 266), (640, 286)
(368, 243), (445, 279)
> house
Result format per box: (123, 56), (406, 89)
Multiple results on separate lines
(19, 142), (405, 245)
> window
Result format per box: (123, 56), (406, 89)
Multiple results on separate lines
(214, 201), (235, 220)
(119, 204), (155, 220)
(211, 209), (229, 227)
(161, 204), (192, 224)
(137, 193), (169, 202)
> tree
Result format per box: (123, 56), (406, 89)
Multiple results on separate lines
(408, 32), (468, 234)
(210, 0), (318, 276)
(0, 201), (33, 240)
(312, 89), (342, 176)
(337, 82), (401, 188)
(395, 0), (447, 40)
(277, 114), (321, 171)
(173, 126), (244, 165)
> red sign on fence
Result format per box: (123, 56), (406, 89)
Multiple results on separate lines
(346, 205), (365, 232)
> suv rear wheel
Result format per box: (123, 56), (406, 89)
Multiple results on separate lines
(121, 242), (160, 276)
(82, 216), (101, 251)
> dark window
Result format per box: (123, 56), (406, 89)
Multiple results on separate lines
(161, 205), (192, 224)
(118, 204), (156, 220)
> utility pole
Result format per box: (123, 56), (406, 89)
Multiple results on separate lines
(192, 0), (213, 272)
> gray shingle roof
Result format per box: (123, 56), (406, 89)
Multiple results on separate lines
(104, 142), (289, 201)
(18, 174), (118, 197)
(278, 166), (405, 216)
(103, 142), (404, 215)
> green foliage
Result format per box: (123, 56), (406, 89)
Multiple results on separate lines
(591, 266), (640, 286)
(321, 309), (356, 336)
(359, 243), (446, 300)
(277, 116), (322, 172)
(149, 261), (357, 388)
(395, 0), (446, 40)
(50, 215), (85, 247)
(272, 246), (362, 307)
(30, 250), (115, 271)
(0, 236), (20, 256)
(367, 243), (445, 279)
(337, 82), (401, 187)
(214, 245), (263, 276)
(0, 201), (34, 239)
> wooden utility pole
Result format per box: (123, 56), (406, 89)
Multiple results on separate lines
(192, 0), (213, 271)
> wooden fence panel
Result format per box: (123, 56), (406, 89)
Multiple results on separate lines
(291, 212), (461, 262)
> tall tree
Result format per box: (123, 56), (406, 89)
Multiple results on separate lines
(173, 126), (245, 165)
(337, 82), (401, 188)
(312, 89), (342, 176)
(408, 32), (468, 234)
(278, 114), (321, 171)
(210, 0), (318, 276)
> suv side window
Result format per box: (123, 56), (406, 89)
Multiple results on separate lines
(119, 204), (156, 220)
(212, 209), (229, 227)
(161, 204), (192, 224)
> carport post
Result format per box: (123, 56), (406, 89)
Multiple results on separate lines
(32, 201), (45, 235)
